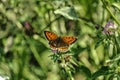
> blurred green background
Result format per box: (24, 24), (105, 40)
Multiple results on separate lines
(0, 0), (120, 80)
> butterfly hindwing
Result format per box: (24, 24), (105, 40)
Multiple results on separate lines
(50, 44), (68, 52)
(62, 36), (77, 45)
(44, 31), (58, 41)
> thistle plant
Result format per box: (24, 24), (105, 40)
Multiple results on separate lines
(95, 21), (120, 79)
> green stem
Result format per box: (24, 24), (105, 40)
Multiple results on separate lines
(68, 71), (74, 80)
(101, 0), (120, 25)
(64, 66), (74, 80)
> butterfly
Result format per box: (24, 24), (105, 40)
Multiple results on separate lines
(44, 31), (77, 53)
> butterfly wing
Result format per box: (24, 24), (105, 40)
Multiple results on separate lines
(62, 36), (77, 45)
(50, 44), (68, 52)
(58, 46), (69, 52)
(44, 31), (58, 41)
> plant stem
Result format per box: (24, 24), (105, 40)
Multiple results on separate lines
(101, 0), (120, 26)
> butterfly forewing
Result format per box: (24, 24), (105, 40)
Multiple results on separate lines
(62, 36), (77, 45)
(44, 31), (58, 41)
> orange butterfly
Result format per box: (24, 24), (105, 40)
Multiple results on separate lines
(44, 31), (77, 53)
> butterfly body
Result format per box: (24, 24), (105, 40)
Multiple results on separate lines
(44, 31), (77, 52)
(49, 37), (69, 47)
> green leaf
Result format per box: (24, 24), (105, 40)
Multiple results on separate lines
(112, 3), (120, 10)
(77, 65), (92, 78)
(108, 73), (120, 80)
(91, 66), (110, 80)
(54, 7), (78, 20)
(94, 39), (104, 49)
(106, 54), (120, 68)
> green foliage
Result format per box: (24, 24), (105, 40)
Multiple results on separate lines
(0, 0), (120, 80)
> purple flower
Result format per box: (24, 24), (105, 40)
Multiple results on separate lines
(103, 21), (117, 35)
